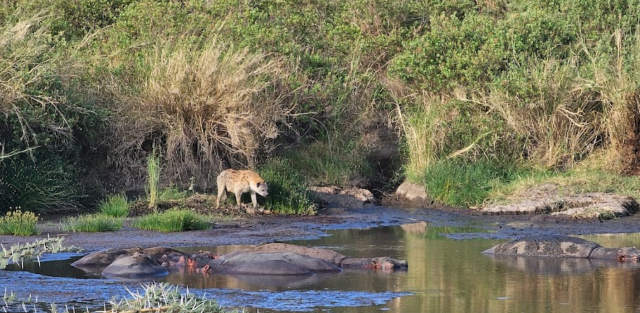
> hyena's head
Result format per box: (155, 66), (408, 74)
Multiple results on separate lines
(252, 181), (269, 197)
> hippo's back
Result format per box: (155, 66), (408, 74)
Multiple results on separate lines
(483, 236), (602, 258)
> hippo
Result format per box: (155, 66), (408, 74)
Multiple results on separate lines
(483, 236), (640, 261)
(221, 243), (409, 271)
(71, 243), (408, 278)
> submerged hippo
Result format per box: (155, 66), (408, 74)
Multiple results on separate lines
(483, 236), (640, 261)
(72, 243), (408, 278)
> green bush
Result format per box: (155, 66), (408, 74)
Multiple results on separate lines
(132, 209), (209, 232)
(99, 194), (129, 217)
(62, 214), (123, 232)
(259, 158), (317, 215)
(390, 13), (505, 92)
(0, 210), (39, 236)
(0, 159), (80, 214)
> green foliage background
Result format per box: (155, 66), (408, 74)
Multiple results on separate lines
(2, 0), (640, 211)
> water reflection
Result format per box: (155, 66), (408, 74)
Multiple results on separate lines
(8, 223), (640, 312)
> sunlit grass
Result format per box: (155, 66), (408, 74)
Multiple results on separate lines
(99, 194), (129, 217)
(62, 214), (123, 232)
(132, 208), (209, 232)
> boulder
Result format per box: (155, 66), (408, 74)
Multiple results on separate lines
(393, 181), (432, 207)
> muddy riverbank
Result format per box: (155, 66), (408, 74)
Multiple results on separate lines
(3, 204), (640, 252)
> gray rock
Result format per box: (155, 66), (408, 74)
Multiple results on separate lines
(481, 184), (639, 219)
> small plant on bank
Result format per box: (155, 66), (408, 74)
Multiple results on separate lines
(159, 186), (188, 202)
(108, 283), (233, 313)
(147, 147), (161, 212)
(62, 214), (123, 232)
(0, 210), (39, 236)
(99, 194), (129, 217)
(259, 158), (317, 215)
(132, 208), (209, 232)
(0, 237), (80, 270)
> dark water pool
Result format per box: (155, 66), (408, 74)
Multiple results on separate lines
(5, 223), (640, 312)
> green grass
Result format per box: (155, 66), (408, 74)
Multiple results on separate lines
(259, 158), (317, 215)
(159, 186), (188, 202)
(62, 214), (123, 232)
(487, 166), (640, 205)
(146, 147), (161, 212)
(132, 208), (209, 232)
(99, 194), (129, 217)
(412, 159), (522, 208)
(0, 210), (39, 236)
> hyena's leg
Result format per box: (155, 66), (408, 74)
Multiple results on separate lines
(250, 191), (258, 208)
(216, 186), (227, 209)
(234, 191), (243, 207)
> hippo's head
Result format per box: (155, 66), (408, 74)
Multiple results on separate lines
(370, 257), (408, 271)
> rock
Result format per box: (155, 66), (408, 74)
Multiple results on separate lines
(309, 186), (376, 208)
(483, 236), (640, 261)
(481, 184), (639, 219)
(393, 181), (432, 207)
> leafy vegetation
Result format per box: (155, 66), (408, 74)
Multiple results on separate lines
(2, 0), (640, 210)
(0, 210), (39, 236)
(259, 158), (317, 214)
(62, 214), (123, 232)
(132, 209), (209, 232)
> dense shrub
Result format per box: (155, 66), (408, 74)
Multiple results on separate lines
(259, 158), (316, 215)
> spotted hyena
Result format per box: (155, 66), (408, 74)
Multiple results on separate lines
(216, 169), (269, 209)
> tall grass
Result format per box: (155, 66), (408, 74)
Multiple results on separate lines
(110, 32), (296, 188)
(146, 147), (160, 212)
(414, 159), (520, 208)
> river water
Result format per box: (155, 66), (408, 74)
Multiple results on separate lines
(5, 223), (640, 312)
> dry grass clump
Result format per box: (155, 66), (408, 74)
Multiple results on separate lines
(110, 33), (295, 188)
(0, 12), (58, 151)
(471, 58), (604, 169)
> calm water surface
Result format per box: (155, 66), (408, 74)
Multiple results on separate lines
(8, 224), (640, 312)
